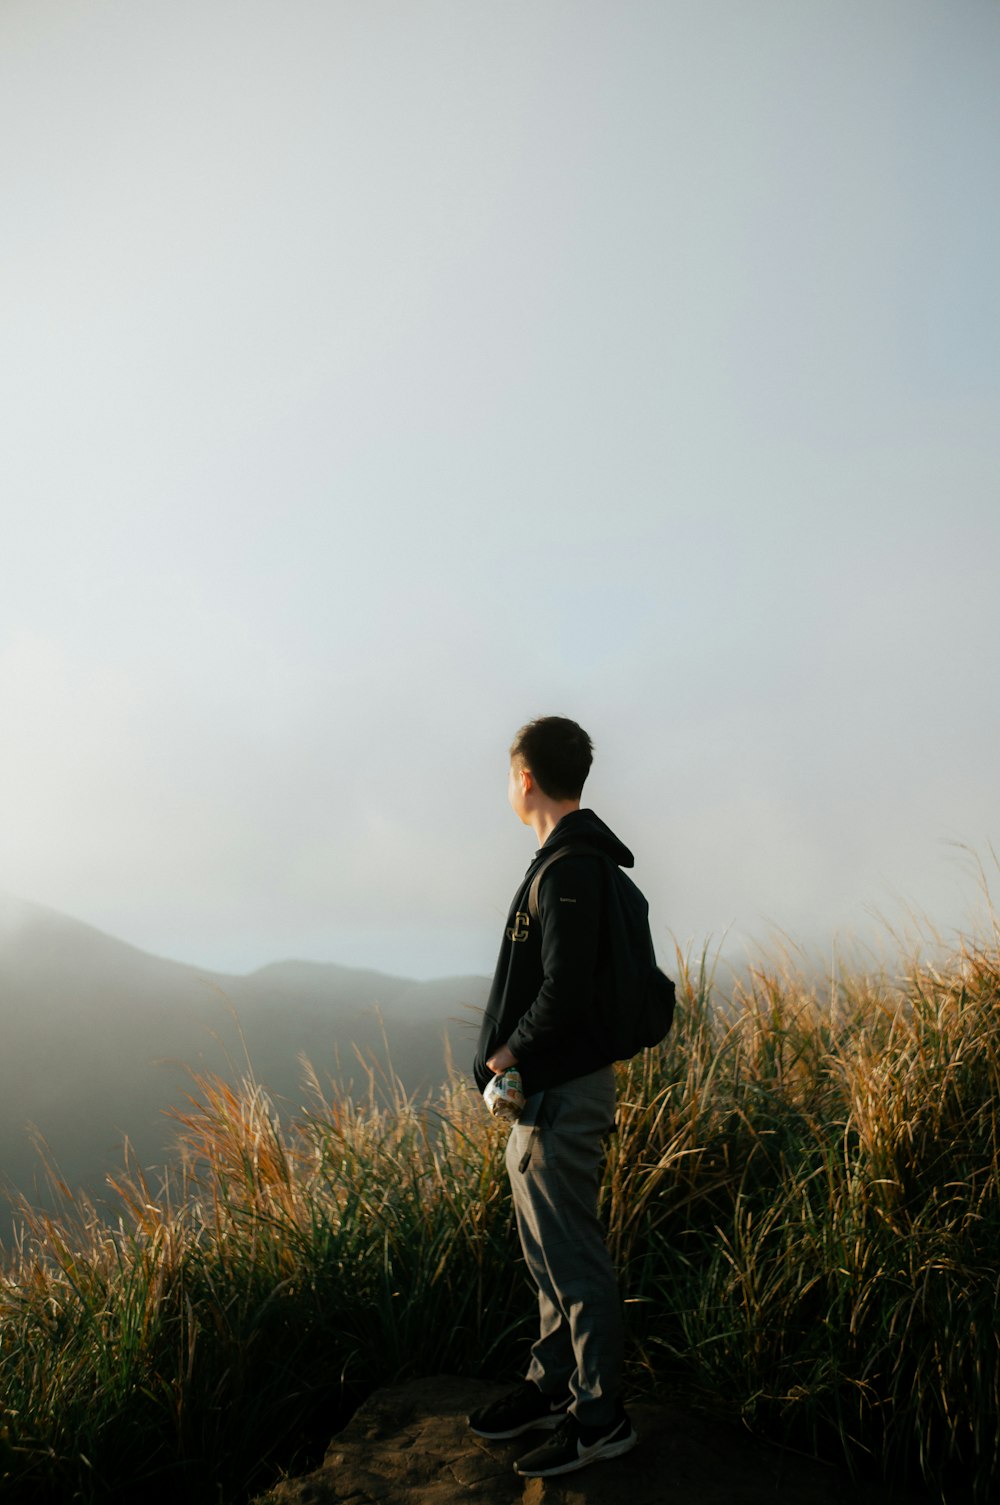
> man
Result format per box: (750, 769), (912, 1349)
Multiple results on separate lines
(469, 715), (638, 1479)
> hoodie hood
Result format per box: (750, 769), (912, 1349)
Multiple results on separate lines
(535, 807), (634, 869)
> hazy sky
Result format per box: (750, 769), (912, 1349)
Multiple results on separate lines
(3, 0), (999, 980)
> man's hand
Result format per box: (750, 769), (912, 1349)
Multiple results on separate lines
(486, 1043), (518, 1075)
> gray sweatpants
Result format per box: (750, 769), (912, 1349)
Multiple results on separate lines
(504, 1065), (622, 1428)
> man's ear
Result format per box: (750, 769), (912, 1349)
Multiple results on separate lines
(521, 767), (534, 795)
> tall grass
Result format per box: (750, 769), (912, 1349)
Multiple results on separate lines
(2, 931), (999, 1502)
(607, 937), (1000, 1499)
(0, 1062), (524, 1503)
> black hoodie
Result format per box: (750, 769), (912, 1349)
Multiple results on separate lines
(473, 808), (635, 1097)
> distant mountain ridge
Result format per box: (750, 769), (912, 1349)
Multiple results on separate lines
(0, 895), (488, 1216)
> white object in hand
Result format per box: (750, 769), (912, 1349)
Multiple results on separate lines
(483, 1067), (525, 1122)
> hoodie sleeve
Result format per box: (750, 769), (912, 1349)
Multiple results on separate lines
(505, 855), (603, 1061)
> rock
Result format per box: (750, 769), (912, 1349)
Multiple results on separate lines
(254, 1378), (927, 1505)
(253, 1375), (923, 1505)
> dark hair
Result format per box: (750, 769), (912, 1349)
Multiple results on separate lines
(510, 716), (593, 800)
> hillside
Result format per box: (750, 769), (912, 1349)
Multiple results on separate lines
(0, 895), (488, 1212)
(2, 931), (996, 1503)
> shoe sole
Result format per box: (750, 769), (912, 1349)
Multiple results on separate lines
(468, 1411), (567, 1441)
(514, 1428), (638, 1477)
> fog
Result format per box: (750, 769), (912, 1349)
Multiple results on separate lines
(2, 1), (998, 982)
(0, 894), (488, 1220)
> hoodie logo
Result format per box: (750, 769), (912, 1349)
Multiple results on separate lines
(507, 911), (530, 943)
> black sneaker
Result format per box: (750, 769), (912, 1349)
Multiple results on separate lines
(513, 1406), (637, 1477)
(468, 1380), (571, 1440)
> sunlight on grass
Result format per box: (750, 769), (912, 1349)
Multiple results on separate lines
(3, 927), (999, 1502)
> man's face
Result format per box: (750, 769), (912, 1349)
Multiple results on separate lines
(507, 758), (531, 825)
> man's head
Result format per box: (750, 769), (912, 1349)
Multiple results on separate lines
(509, 716), (593, 802)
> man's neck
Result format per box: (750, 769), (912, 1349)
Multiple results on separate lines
(530, 801), (580, 848)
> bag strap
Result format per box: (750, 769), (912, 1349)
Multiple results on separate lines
(526, 844), (607, 922)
